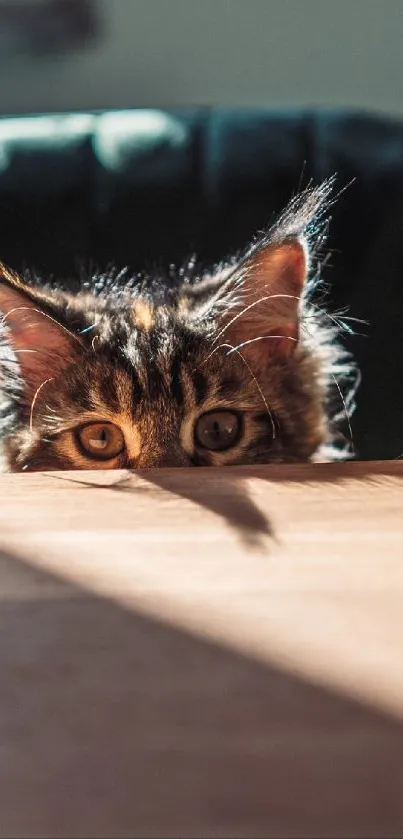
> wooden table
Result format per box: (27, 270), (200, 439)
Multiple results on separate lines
(0, 461), (403, 838)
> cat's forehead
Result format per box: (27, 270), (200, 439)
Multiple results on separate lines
(57, 288), (248, 419)
(82, 293), (205, 363)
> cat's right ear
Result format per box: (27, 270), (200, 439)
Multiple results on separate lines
(0, 264), (78, 395)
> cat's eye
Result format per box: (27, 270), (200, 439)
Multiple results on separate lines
(76, 422), (125, 461)
(194, 410), (241, 452)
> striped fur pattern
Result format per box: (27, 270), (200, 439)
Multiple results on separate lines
(0, 181), (356, 472)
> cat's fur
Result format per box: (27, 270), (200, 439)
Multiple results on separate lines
(0, 180), (356, 472)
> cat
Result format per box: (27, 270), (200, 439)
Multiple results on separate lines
(0, 180), (356, 472)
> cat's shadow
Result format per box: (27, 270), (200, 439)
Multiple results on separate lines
(52, 460), (402, 552)
(136, 469), (275, 550)
(52, 468), (274, 550)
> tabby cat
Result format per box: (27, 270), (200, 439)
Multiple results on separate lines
(0, 181), (355, 472)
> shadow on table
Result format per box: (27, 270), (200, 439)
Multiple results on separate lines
(50, 468), (275, 550)
(49, 458), (402, 552)
(1, 547), (403, 839)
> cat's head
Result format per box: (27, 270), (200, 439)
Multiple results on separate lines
(0, 181), (352, 472)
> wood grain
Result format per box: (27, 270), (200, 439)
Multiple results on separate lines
(0, 460), (403, 838)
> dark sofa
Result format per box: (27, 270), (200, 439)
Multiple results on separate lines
(0, 108), (402, 460)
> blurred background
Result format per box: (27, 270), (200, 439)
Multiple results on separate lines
(0, 0), (402, 117)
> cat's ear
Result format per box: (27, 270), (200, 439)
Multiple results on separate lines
(216, 236), (308, 367)
(0, 264), (78, 395)
(207, 180), (333, 369)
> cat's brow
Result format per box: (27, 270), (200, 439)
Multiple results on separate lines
(206, 341), (276, 440)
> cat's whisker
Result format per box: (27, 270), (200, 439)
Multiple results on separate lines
(42, 415), (61, 426)
(227, 335), (298, 354)
(201, 330), (297, 367)
(42, 405), (63, 426)
(302, 303), (366, 336)
(257, 287), (366, 337)
(29, 377), (55, 434)
(328, 372), (355, 453)
(200, 343), (226, 366)
(212, 293), (301, 347)
(229, 277), (367, 339)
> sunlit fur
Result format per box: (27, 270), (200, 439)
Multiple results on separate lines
(0, 181), (357, 472)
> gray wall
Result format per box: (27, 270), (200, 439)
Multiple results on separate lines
(0, 0), (402, 116)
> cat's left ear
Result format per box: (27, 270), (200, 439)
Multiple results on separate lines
(216, 236), (308, 367)
(0, 264), (78, 395)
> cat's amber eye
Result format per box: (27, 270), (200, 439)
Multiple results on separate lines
(194, 410), (241, 452)
(76, 422), (125, 461)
